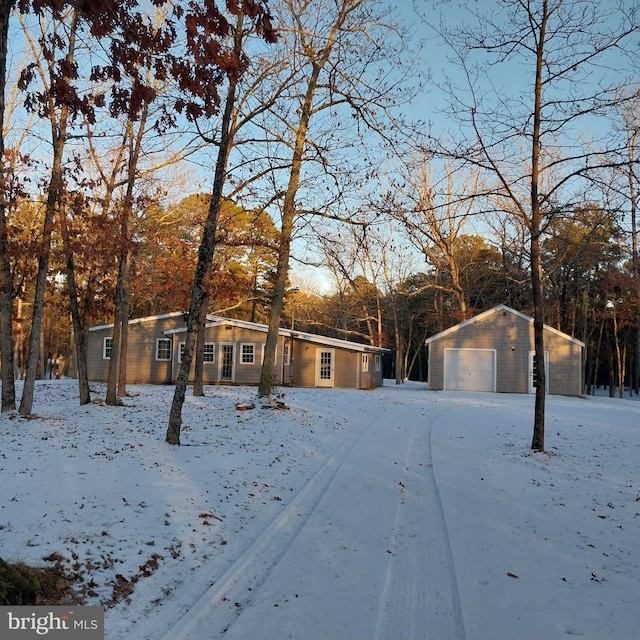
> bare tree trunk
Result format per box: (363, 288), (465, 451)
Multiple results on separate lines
(258, 68), (322, 397)
(258, 5), (347, 397)
(105, 257), (125, 405)
(392, 301), (403, 384)
(621, 344), (627, 399)
(589, 316), (605, 395)
(193, 290), (209, 397)
(629, 142), (640, 395)
(608, 328), (615, 397)
(435, 265), (444, 332)
(611, 304), (624, 398)
(118, 269), (130, 397)
(259, 217), (291, 397)
(529, 1), (548, 452)
(107, 103), (148, 404)
(106, 292), (124, 398)
(60, 210), (90, 404)
(580, 287), (590, 394)
(19, 189), (60, 414)
(15, 297), (24, 379)
(166, 14), (244, 444)
(0, 1), (17, 411)
(530, 235), (547, 451)
(20, 12), (77, 415)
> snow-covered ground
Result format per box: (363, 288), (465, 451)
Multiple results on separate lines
(1, 379), (638, 639)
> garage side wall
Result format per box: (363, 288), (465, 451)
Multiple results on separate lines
(544, 330), (583, 396)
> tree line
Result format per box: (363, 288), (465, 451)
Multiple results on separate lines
(1, 0), (639, 452)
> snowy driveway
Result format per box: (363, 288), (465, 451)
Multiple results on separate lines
(160, 388), (465, 640)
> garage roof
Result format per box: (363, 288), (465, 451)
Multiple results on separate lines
(424, 304), (585, 347)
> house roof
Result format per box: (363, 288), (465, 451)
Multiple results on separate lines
(89, 311), (186, 332)
(92, 311), (389, 354)
(164, 315), (390, 354)
(424, 304), (585, 347)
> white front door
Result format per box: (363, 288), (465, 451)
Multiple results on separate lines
(316, 348), (335, 387)
(219, 343), (235, 382)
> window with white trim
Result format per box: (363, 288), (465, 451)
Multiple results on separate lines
(375, 354), (381, 372)
(178, 342), (215, 364)
(283, 342), (291, 366)
(362, 353), (369, 372)
(156, 338), (172, 361)
(103, 337), (113, 359)
(241, 343), (255, 364)
(203, 343), (215, 363)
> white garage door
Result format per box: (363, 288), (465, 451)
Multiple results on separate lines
(444, 348), (496, 392)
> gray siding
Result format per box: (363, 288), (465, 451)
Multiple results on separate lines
(87, 313), (187, 384)
(545, 332), (583, 396)
(84, 314), (386, 390)
(288, 339), (320, 387)
(334, 350), (358, 388)
(428, 307), (583, 396)
(170, 324), (285, 385)
(290, 343), (383, 389)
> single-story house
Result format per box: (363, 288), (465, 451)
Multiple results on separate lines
(424, 304), (585, 396)
(83, 311), (389, 389)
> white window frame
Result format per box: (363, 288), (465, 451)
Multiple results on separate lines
(103, 337), (113, 359)
(156, 338), (172, 361)
(203, 342), (215, 364)
(178, 341), (215, 364)
(283, 342), (291, 366)
(240, 343), (255, 364)
(361, 353), (369, 372)
(375, 354), (381, 372)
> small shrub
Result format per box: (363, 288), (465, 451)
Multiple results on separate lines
(0, 556), (79, 605)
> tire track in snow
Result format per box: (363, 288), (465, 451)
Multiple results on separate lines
(159, 427), (368, 640)
(375, 412), (466, 640)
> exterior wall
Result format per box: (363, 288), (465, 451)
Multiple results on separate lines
(545, 330), (583, 396)
(85, 314), (386, 390)
(278, 339), (384, 389)
(428, 309), (583, 396)
(170, 324), (286, 385)
(87, 313), (188, 384)
(372, 354), (383, 388)
(334, 350), (358, 388)
(289, 339), (316, 387)
(357, 352), (384, 389)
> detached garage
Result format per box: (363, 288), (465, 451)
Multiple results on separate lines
(425, 304), (584, 397)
